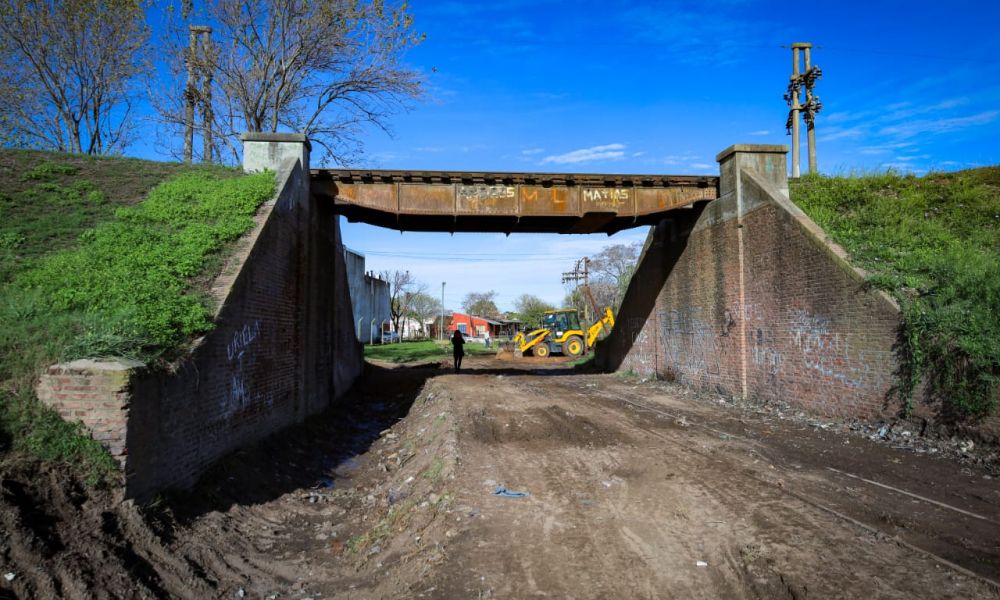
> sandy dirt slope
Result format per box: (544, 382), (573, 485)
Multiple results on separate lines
(1, 357), (999, 599)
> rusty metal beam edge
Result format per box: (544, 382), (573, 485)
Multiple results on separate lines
(311, 169), (719, 188)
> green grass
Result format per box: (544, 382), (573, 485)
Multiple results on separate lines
(364, 339), (497, 363)
(791, 168), (1000, 419)
(0, 150), (274, 483)
(0, 149), (238, 284)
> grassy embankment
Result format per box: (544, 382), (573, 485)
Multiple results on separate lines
(791, 168), (1000, 419)
(0, 149), (274, 482)
(364, 340), (498, 363)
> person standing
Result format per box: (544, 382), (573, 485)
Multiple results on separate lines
(451, 329), (466, 372)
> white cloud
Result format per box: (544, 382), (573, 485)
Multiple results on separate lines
(520, 147), (545, 156)
(690, 163), (713, 170)
(541, 143), (626, 165)
(878, 110), (999, 139)
(662, 153), (700, 165)
(748, 130), (771, 136)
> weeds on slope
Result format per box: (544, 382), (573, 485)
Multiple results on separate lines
(791, 168), (1000, 420)
(0, 167), (274, 483)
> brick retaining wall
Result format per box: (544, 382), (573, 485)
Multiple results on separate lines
(599, 145), (903, 420)
(38, 136), (364, 499)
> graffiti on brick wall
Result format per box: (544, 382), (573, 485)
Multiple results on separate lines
(750, 327), (783, 376)
(658, 307), (721, 375)
(224, 320), (274, 418)
(789, 311), (868, 388)
(623, 317), (656, 374)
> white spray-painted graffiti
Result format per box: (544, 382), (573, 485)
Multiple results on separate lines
(658, 307), (721, 375)
(788, 310), (869, 388)
(750, 328), (783, 375)
(227, 320), (261, 361)
(224, 320), (274, 418)
(625, 317), (655, 374)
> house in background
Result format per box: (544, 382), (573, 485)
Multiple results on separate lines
(448, 313), (522, 340)
(343, 248), (391, 344)
(397, 316), (435, 340)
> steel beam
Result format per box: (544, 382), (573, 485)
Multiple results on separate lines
(311, 169), (719, 235)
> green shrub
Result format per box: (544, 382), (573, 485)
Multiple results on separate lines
(22, 162), (79, 181)
(792, 168), (1000, 419)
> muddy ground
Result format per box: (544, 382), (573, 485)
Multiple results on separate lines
(2, 356), (1000, 599)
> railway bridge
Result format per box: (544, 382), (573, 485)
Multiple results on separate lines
(39, 133), (905, 501)
(312, 168), (717, 234)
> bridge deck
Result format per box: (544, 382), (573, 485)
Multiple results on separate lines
(311, 169), (719, 234)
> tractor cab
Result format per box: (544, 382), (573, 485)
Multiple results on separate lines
(542, 309), (581, 336)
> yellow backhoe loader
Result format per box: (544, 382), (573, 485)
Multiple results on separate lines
(501, 307), (614, 358)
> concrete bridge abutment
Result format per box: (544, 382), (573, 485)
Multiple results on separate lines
(598, 144), (904, 420)
(38, 133), (364, 500)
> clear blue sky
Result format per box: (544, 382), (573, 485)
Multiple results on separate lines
(137, 1), (1000, 313)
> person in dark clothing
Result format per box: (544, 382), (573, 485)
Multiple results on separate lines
(451, 330), (465, 372)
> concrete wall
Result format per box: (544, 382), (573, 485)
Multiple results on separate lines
(344, 248), (391, 343)
(39, 135), (364, 499)
(599, 145), (903, 420)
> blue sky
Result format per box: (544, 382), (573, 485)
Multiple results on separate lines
(136, 1), (1000, 313)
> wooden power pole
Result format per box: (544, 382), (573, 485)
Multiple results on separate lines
(184, 25), (213, 164)
(199, 27), (214, 164)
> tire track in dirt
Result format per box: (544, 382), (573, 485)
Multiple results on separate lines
(544, 374), (1000, 597)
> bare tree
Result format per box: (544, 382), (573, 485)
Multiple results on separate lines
(589, 243), (642, 310)
(462, 291), (501, 318)
(0, 0), (149, 154)
(156, 0), (424, 164)
(381, 270), (424, 337)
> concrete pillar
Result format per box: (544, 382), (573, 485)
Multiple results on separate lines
(714, 144), (789, 401)
(715, 144), (789, 200)
(241, 132), (311, 173)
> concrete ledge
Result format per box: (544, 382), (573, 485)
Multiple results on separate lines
(36, 358), (145, 463)
(715, 144), (789, 162)
(239, 132), (312, 151)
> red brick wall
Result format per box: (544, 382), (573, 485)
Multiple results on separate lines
(36, 157), (364, 500)
(36, 359), (143, 462)
(123, 159), (363, 499)
(599, 148), (904, 421)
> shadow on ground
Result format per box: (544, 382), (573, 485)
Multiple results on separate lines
(148, 357), (589, 536)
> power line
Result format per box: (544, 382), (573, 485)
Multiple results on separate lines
(358, 250), (601, 262)
(810, 45), (1000, 65)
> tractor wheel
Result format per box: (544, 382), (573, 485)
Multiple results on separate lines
(564, 336), (585, 358)
(533, 343), (550, 358)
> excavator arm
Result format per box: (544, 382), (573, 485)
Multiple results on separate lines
(586, 307), (615, 348)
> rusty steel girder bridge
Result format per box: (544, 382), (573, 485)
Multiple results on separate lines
(311, 169), (719, 234)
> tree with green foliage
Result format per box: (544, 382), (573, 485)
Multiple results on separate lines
(513, 293), (555, 329)
(156, 0), (424, 164)
(0, 0), (149, 154)
(381, 269), (425, 339)
(405, 291), (442, 338)
(462, 290), (501, 318)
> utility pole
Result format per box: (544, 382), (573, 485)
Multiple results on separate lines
(183, 27), (198, 164)
(562, 257), (594, 323)
(440, 281), (446, 341)
(184, 25), (213, 164)
(198, 27), (214, 164)
(784, 42), (823, 177)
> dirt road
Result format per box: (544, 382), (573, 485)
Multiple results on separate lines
(2, 357), (999, 598)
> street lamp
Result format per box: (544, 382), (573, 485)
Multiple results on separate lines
(440, 281), (446, 341)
